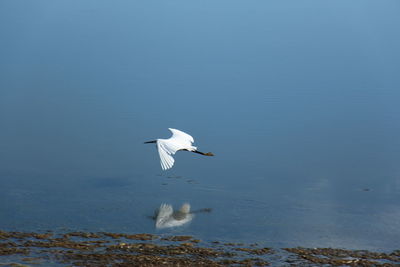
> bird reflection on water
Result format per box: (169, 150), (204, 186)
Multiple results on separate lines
(153, 203), (212, 229)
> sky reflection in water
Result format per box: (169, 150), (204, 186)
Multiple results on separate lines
(0, 0), (400, 251)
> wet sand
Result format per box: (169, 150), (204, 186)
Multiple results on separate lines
(0, 230), (399, 266)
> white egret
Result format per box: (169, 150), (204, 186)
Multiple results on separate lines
(144, 128), (214, 170)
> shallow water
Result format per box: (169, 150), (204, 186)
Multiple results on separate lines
(1, 0), (400, 252)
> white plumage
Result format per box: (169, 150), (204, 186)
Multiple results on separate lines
(157, 128), (196, 170)
(145, 128), (214, 170)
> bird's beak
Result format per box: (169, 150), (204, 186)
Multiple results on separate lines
(144, 140), (157, 144)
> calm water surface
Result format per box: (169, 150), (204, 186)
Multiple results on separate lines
(1, 1), (400, 251)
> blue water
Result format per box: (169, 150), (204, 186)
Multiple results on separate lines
(1, 0), (400, 251)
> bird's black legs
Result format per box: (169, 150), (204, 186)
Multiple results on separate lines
(181, 149), (214, 156)
(144, 140), (157, 144)
(193, 150), (214, 156)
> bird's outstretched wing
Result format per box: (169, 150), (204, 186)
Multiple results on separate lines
(155, 203), (173, 229)
(157, 140), (175, 170)
(169, 128), (194, 144)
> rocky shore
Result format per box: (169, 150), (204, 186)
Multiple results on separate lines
(1, 230), (399, 266)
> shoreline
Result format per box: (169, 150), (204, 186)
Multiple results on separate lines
(1, 230), (399, 266)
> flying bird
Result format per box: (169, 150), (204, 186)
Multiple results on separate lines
(144, 128), (214, 170)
